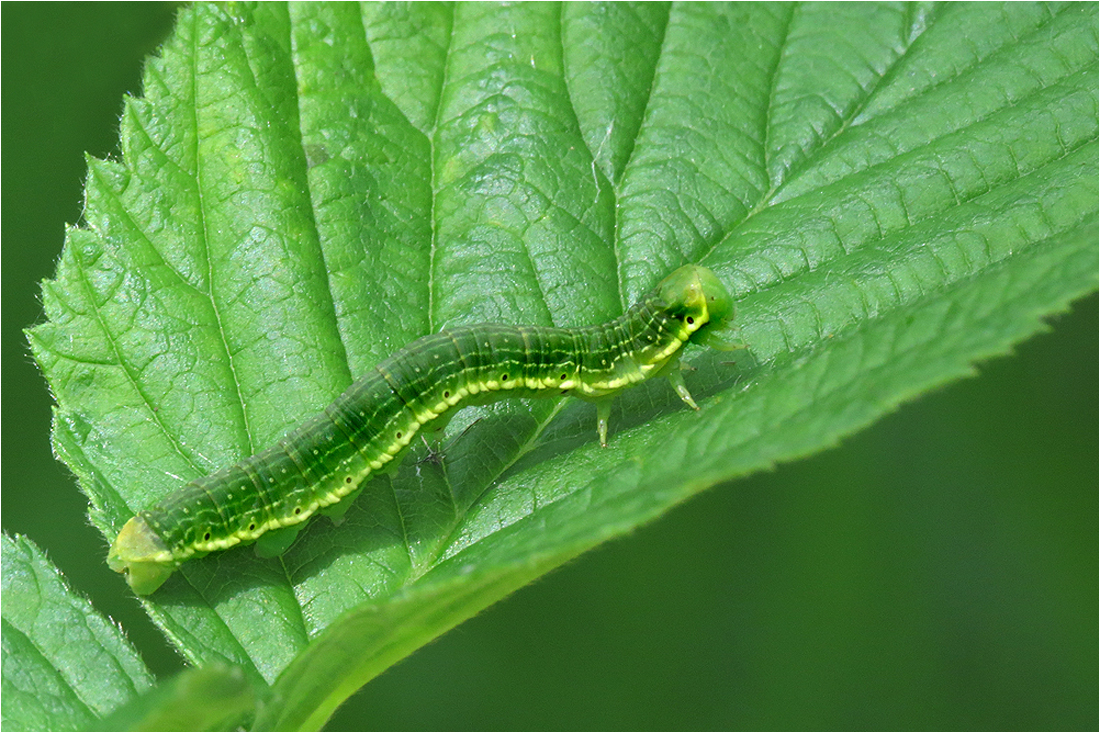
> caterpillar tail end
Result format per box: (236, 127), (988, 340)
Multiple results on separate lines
(108, 515), (176, 595)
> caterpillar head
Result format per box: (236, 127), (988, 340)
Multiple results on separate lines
(657, 265), (738, 350)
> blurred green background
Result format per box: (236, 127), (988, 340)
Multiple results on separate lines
(3, 4), (1095, 730)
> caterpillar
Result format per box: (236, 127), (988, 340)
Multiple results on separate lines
(108, 265), (739, 594)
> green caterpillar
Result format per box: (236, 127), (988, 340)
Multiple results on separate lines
(108, 265), (739, 594)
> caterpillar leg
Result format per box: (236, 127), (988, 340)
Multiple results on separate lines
(666, 365), (700, 411)
(320, 488), (362, 525)
(595, 399), (613, 447)
(254, 523), (302, 558)
(378, 444), (414, 478)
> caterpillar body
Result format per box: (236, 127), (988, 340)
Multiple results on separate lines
(108, 265), (738, 594)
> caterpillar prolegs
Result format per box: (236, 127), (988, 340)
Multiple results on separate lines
(108, 265), (739, 594)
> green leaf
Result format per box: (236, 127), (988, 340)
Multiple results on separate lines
(2, 532), (257, 731)
(1, 534), (154, 731)
(91, 663), (257, 732)
(26, 2), (1098, 729)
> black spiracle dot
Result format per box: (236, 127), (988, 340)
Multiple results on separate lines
(345, 476), (353, 484)
(443, 390), (450, 398)
(560, 373), (567, 380)
(396, 431), (403, 439)
(203, 531), (211, 541)
(687, 316), (695, 325)
(248, 523), (256, 531)
(294, 507), (302, 515)
(501, 374), (509, 381)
